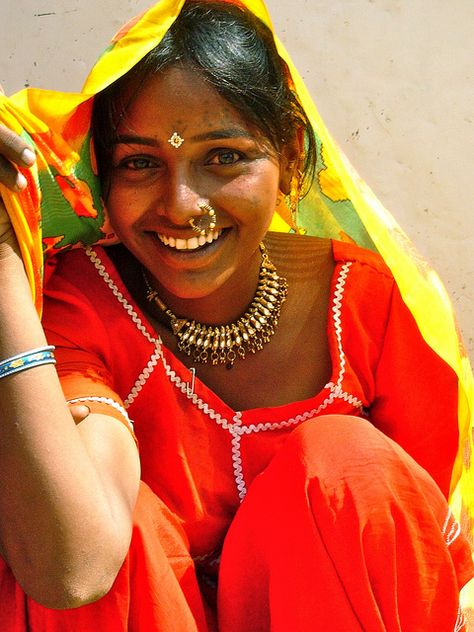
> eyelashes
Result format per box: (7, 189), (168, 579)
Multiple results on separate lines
(115, 149), (246, 172)
(206, 150), (243, 166)
(118, 156), (160, 170)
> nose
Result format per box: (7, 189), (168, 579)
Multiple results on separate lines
(164, 166), (204, 227)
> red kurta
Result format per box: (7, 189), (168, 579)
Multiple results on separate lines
(0, 240), (471, 631)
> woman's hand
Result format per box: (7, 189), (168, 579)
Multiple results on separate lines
(0, 85), (36, 192)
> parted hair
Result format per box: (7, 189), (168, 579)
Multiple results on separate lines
(93, 0), (317, 192)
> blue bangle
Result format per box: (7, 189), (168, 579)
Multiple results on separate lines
(0, 346), (56, 379)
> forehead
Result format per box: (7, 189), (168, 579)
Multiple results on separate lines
(117, 66), (251, 137)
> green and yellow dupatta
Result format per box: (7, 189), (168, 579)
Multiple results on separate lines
(0, 0), (472, 583)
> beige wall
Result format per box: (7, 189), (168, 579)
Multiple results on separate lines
(1, 0), (472, 359)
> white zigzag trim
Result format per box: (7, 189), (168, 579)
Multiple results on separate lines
(86, 248), (162, 404)
(442, 508), (461, 547)
(67, 396), (134, 430)
(333, 261), (351, 388)
(124, 347), (161, 407)
(87, 249), (362, 499)
(86, 248), (158, 346)
(231, 413), (247, 500)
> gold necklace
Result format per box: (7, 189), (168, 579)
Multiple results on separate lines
(143, 243), (288, 367)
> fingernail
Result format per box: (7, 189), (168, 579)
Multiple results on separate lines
(20, 147), (36, 166)
(15, 172), (27, 191)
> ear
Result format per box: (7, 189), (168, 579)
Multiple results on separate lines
(279, 128), (304, 194)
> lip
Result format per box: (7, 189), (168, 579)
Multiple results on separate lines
(157, 227), (223, 251)
(146, 226), (232, 269)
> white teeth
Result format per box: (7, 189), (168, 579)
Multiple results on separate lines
(157, 228), (222, 251)
(187, 237), (199, 250)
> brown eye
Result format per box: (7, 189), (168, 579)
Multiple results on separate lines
(118, 156), (159, 170)
(209, 150), (242, 166)
(126, 158), (155, 170)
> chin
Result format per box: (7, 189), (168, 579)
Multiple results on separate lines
(158, 266), (238, 304)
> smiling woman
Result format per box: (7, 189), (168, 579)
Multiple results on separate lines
(104, 67), (288, 306)
(0, 0), (472, 630)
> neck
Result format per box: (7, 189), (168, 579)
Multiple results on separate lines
(151, 246), (263, 326)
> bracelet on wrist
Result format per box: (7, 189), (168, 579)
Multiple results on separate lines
(0, 345), (56, 380)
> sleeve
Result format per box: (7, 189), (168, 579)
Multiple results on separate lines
(42, 253), (136, 438)
(369, 281), (459, 498)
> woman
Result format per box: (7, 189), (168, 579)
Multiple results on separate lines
(0, 0), (472, 630)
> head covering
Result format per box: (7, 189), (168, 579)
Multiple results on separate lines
(0, 0), (472, 549)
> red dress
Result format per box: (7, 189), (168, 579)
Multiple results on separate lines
(0, 240), (472, 631)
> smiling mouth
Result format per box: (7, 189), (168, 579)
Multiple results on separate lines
(156, 228), (223, 251)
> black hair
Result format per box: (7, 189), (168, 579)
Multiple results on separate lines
(93, 0), (317, 194)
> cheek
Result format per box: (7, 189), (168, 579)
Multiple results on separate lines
(224, 168), (280, 217)
(248, 173), (280, 222)
(106, 186), (142, 229)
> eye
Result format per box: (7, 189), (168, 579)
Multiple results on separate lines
(207, 150), (242, 166)
(119, 156), (159, 170)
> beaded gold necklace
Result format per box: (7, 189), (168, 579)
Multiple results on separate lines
(143, 243), (288, 367)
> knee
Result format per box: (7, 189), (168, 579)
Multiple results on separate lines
(292, 413), (372, 442)
(284, 414), (405, 484)
(289, 414), (381, 458)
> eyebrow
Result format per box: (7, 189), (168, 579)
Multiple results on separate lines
(114, 134), (160, 147)
(113, 127), (254, 146)
(191, 128), (255, 142)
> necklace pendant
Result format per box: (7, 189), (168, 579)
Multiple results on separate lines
(171, 318), (188, 335)
(141, 242), (288, 367)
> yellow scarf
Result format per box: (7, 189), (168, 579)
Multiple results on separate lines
(0, 0), (472, 562)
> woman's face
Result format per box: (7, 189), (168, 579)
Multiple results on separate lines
(107, 66), (293, 301)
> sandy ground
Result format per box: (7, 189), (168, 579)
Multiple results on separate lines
(0, 0), (472, 361)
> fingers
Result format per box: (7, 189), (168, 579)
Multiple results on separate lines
(0, 155), (29, 192)
(0, 122), (36, 192)
(0, 124), (36, 166)
(0, 85), (36, 191)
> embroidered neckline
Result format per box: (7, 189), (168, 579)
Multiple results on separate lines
(85, 246), (364, 500)
(85, 247), (363, 420)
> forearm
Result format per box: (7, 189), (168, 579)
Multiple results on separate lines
(0, 239), (139, 607)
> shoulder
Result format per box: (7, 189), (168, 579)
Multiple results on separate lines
(42, 246), (154, 400)
(329, 240), (396, 330)
(331, 239), (392, 279)
(44, 245), (131, 314)
(265, 231), (391, 271)
(329, 240), (396, 318)
(264, 231), (333, 277)
(265, 231), (394, 288)
(45, 246), (113, 291)
(42, 245), (137, 353)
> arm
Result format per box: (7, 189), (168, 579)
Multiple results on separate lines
(0, 211), (140, 609)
